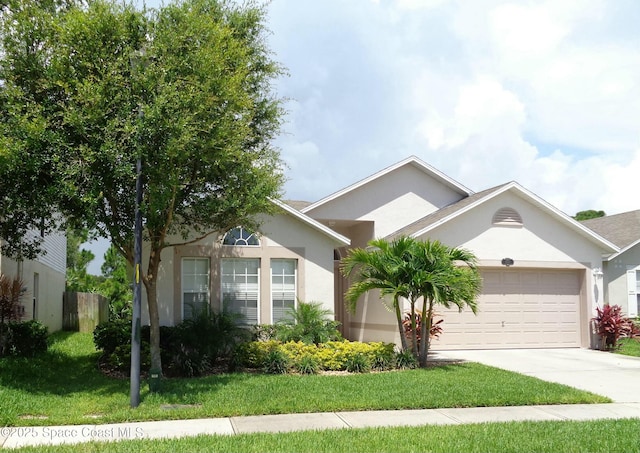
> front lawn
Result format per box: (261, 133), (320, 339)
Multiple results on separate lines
(0, 332), (609, 427)
(615, 337), (640, 357)
(10, 419), (640, 453)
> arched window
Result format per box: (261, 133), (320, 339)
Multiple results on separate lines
(222, 227), (260, 246)
(492, 207), (523, 226)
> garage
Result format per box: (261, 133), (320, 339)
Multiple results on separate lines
(431, 268), (584, 350)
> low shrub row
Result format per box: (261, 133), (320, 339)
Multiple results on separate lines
(236, 340), (412, 374)
(0, 320), (48, 357)
(93, 310), (248, 377)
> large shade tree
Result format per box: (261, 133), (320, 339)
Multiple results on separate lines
(341, 236), (481, 367)
(0, 0), (286, 373)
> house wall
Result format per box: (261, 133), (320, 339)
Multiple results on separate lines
(346, 191), (606, 348)
(0, 229), (66, 332)
(141, 212), (338, 326)
(605, 247), (640, 316)
(306, 164), (466, 238)
(428, 193), (604, 268)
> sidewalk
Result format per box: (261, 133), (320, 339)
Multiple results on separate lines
(3, 403), (640, 449)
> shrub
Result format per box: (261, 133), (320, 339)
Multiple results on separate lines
(93, 319), (131, 357)
(295, 354), (320, 375)
(237, 340), (396, 373)
(263, 349), (289, 374)
(345, 353), (371, 373)
(94, 309), (251, 377)
(0, 274), (26, 356)
(402, 310), (443, 348)
(3, 320), (48, 357)
(592, 305), (636, 350)
(395, 349), (418, 369)
(250, 324), (279, 341)
(276, 301), (342, 345)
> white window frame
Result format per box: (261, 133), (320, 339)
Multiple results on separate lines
(222, 227), (260, 247)
(221, 258), (260, 325)
(181, 257), (210, 321)
(271, 259), (297, 324)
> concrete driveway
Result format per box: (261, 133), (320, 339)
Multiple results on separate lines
(435, 348), (640, 403)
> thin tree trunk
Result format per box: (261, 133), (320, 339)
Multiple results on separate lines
(145, 279), (162, 373)
(419, 299), (433, 367)
(144, 247), (163, 374)
(394, 296), (409, 351)
(410, 301), (419, 358)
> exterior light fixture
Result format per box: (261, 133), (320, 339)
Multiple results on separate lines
(592, 267), (603, 279)
(501, 258), (514, 267)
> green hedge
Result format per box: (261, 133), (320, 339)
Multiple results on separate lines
(236, 340), (396, 372)
(0, 320), (49, 357)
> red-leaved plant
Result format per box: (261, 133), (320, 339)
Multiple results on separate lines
(0, 273), (26, 356)
(402, 310), (443, 346)
(592, 304), (636, 350)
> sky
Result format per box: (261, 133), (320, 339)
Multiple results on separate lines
(88, 0), (640, 273)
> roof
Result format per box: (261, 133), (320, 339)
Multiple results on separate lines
(270, 198), (350, 246)
(384, 181), (619, 253)
(580, 210), (640, 249)
(301, 155), (474, 214)
(386, 183), (510, 240)
(581, 210), (640, 260)
(283, 200), (312, 211)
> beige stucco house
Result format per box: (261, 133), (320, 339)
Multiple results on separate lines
(580, 211), (640, 320)
(0, 230), (66, 332)
(147, 156), (620, 350)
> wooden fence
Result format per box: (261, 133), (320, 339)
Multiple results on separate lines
(63, 292), (109, 333)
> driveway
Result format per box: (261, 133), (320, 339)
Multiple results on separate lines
(434, 348), (640, 403)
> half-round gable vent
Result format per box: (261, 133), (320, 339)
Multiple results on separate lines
(492, 207), (523, 226)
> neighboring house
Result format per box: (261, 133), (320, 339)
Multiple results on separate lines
(0, 229), (67, 332)
(146, 156), (619, 350)
(580, 211), (640, 319)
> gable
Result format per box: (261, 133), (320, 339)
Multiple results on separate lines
(303, 158), (470, 238)
(418, 189), (615, 265)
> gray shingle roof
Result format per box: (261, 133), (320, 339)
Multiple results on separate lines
(385, 183), (511, 241)
(283, 200), (312, 211)
(580, 210), (640, 249)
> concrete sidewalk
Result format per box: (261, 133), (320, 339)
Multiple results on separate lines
(2, 403), (640, 449)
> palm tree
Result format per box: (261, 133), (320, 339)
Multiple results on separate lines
(341, 237), (420, 352)
(409, 239), (481, 366)
(341, 236), (482, 367)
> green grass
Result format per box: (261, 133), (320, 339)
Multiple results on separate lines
(0, 332), (609, 427)
(615, 337), (640, 357)
(10, 419), (640, 453)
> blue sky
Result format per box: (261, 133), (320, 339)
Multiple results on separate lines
(88, 0), (640, 273)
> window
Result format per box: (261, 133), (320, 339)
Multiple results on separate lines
(182, 258), (210, 320)
(492, 207), (523, 226)
(222, 227), (260, 246)
(626, 268), (640, 318)
(222, 259), (260, 324)
(271, 259), (297, 323)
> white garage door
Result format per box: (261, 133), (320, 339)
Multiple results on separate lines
(431, 269), (582, 350)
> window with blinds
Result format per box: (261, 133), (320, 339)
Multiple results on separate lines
(271, 259), (297, 323)
(182, 258), (210, 320)
(221, 259), (260, 324)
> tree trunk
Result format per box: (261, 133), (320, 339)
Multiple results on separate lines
(144, 278), (162, 373)
(410, 301), (419, 358)
(144, 247), (163, 374)
(418, 299), (433, 367)
(394, 297), (409, 352)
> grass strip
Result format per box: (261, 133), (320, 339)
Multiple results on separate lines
(9, 418), (640, 453)
(0, 332), (609, 427)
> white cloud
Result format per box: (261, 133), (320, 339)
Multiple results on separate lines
(144, 0), (640, 218)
